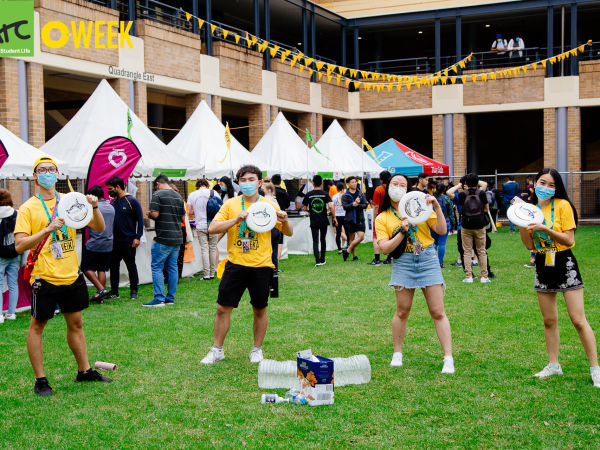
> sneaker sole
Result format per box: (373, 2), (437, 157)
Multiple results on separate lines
(142, 304), (165, 308)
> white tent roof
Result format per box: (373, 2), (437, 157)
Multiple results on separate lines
(41, 79), (201, 179)
(0, 124), (60, 178)
(167, 100), (251, 179)
(250, 112), (334, 178)
(315, 120), (384, 177)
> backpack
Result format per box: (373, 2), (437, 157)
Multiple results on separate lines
(436, 195), (448, 218)
(486, 189), (498, 210)
(462, 189), (488, 229)
(443, 195), (458, 228)
(206, 190), (223, 222)
(0, 211), (18, 259)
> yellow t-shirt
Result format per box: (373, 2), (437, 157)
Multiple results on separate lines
(530, 198), (576, 253)
(214, 196), (283, 268)
(15, 194), (79, 285)
(375, 208), (437, 253)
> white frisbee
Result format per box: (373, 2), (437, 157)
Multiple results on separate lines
(246, 201), (277, 233)
(507, 203), (544, 228)
(398, 190), (433, 225)
(57, 192), (94, 229)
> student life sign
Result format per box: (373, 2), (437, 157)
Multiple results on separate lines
(0, 0), (35, 56)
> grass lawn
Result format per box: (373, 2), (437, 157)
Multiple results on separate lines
(1, 226), (599, 447)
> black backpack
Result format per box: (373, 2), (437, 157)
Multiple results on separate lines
(0, 211), (18, 259)
(206, 190), (223, 222)
(462, 189), (487, 229)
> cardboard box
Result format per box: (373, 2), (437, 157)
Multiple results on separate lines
(297, 351), (334, 406)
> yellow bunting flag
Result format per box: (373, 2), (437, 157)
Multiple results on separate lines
(570, 49), (577, 56)
(431, 77), (438, 85)
(416, 80), (421, 88)
(270, 45), (279, 58)
(309, 69), (313, 77)
(365, 84), (371, 91)
(222, 30), (229, 39)
(281, 49), (291, 62)
(459, 61), (466, 69)
(297, 52), (304, 59)
(327, 74), (332, 82)
(563, 52), (569, 59)
(532, 62), (537, 70)
(461, 75), (467, 84)
(490, 72), (497, 80)
(541, 60), (547, 68)
(234, 34), (240, 43)
(304, 57), (313, 67)
(251, 35), (258, 44)
(376, 85), (382, 92)
(360, 71), (368, 79)
(316, 61), (324, 71)
(578, 45), (585, 53)
(450, 76), (457, 84)
(406, 78), (413, 90)
(290, 58), (297, 68)
(299, 65), (304, 72)
(549, 56), (556, 64)
(326, 64), (335, 74)
(318, 72), (323, 81)
(385, 84), (391, 92)
(522, 65), (528, 73)
(396, 82), (402, 91)
(245, 33), (251, 47)
(225, 122), (231, 150)
(373, 73), (380, 81)
(515, 66), (521, 74)
(210, 24), (217, 35)
(198, 19), (204, 29)
(443, 69), (448, 77)
(185, 12), (191, 21)
(354, 81), (361, 89)
(481, 74), (487, 82)
(339, 67), (348, 76)
(451, 65), (457, 73)
(385, 74), (391, 82)
(350, 69), (358, 78)
(336, 74), (341, 85)
(441, 76), (448, 85)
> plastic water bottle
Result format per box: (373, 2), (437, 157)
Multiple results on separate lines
(261, 393), (289, 404)
(285, 389), (307, 405)
(331, 355), (371, 387)
(258, 360), (297, 389)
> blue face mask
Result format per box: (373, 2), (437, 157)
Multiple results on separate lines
(240, 182), (258, 197)
(37, 172), (57, 189)
(535, 185), (555, 201)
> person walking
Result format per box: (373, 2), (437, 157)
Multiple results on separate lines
(375, 173), (454, 374)
(458, 173), (491, 284)
(431, 183), (452, 267)
(331, 181), (347, 254)
(81, 185), (115, 303)
(0, 189), (20, 321)
(518, 168), (599, 388)
(106, 176), (144, 300)
(200, 165), (293, 365)
(369, 170), (391, 266)
(303, 175), (334, 267)
(502, 176), (520, 232)
(188, 179), (221, 280)
(341, 177), (367, 261)
(14, 156), (112, 396)
(486, 181), (500, 228)
(143, 175), (186, 307)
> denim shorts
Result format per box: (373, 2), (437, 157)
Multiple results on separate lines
(389, 244), (444, 289)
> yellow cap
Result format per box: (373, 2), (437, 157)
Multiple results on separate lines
(34, 156), (58, 171)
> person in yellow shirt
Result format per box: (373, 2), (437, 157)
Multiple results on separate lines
(14, 157), (111, 397)
(201, 165), (293, 365)
(375, 173), (455, 374)
(518, 168), (599, 388)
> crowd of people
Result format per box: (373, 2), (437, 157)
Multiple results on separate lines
(1, 157), (598, 395)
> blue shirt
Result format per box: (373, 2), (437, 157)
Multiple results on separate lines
(86, 200), (115, 252)
(112, 194), (144, 243)
(502, 181), (519, 203)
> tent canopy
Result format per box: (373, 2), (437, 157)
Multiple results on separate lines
(369, 138), (423, 176)
(315, 120), (383, 177)
(394, 140), (449, 176)
(167, 100), (252, 179)
(250, 112), (334, 179)
(41, 79), (201, 179)
(0, 123), (61, 178)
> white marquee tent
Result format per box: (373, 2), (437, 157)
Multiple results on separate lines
(250, 112), (335, 178)
(167, 100), (252, 179)
(316, 120), (384, 177)
(41, 79), (201, 179)
(0, 123), (60, 178)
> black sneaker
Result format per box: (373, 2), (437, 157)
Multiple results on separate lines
(342, 249), (349, 261)
(451, 261), (462, 267)
(34, 377), (53, 396)
(75, 369), (113, 383)
(368, 259), (381, 266)
(105, 292), (119, 300)
(382, 258), (392, 265)
(130, 291), (138, 300)
(352, 256), (359, 262)
(489, 272), (497, 279)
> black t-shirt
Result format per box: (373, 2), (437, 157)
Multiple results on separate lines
(274, 186), (290, 210)
(150, 189), (186, 246)
(302, 189), (332, 228)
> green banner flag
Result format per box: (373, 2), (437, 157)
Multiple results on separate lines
(127, 109), (133, 140)
(305, 129), (329, 160)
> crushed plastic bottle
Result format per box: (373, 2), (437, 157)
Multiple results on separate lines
(261, 393), (289, 404)
(285, 389), (307, 405)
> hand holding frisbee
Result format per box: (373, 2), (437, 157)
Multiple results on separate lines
(246, 201), (277, 233)
(398, 191), (433, 225)
(507, 202), (544, 228)
(57, 192), (94, 229)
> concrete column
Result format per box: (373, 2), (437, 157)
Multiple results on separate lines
(248, 104), (269, 150)
(443, 114), (454, 177)
(26, 62), (45, 148)
(567, 106), (581, 211)
(134, 81), (148, 125)
(555, 107), (568, 185)
(0, 58), (20, 135)
(543, 108), (556, 167)
(432, 114), (444, 163)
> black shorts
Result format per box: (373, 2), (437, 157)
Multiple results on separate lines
(80, 247), (111, 272)
(217, 262), (273, 309)
(534, 249), (584, 292)
(32, 274), (89, 321)
(345, 222), (365, 235)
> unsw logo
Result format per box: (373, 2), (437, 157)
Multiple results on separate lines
(108, 149), (128, 168)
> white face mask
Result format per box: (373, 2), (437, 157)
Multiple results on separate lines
(388, 186), (407, 202)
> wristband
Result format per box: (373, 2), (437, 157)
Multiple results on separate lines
(93, 206), (98, 210)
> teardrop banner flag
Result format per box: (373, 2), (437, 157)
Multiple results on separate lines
(85, 136), (142, 199)
(0, 139), (8, 170)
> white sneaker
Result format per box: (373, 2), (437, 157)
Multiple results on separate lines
(390, 352), (403, 367)
(534, 363), (563, 378)
(200, 347), (225, 365)
(480, 277), (491, 283)
(4, 313), (16, 320)
(249, 347), (263, 363)
(462, 277), (474, 284)
(0, 315), (4, 324)
(591, 367), (600, 388)
(442, 356), (455, 374)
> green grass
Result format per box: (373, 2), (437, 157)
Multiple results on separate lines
(1, 227), (600, 448)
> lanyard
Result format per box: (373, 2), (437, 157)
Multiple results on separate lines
(38, 193), (61, 242)
(390, 207), (418, 243)
(533, 198), (554, 250)
(239, 195), (260, 239)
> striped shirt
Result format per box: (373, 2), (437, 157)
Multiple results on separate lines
(150, 189), (185, 246)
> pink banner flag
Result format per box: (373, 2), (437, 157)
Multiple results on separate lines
(0, 139), (8, 170)
(85, 136), (142, 197)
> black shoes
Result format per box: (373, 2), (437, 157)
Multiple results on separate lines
(105, 292), (119, 300)
(342, 249), (349, 261)
(130, 291), (138, 300)
(368, 259), (382, 266)
(34, 377), (53, 396)
(75, 368), (113, 383)
(352, 256), (359, 262)
(382, 258), (392, 265)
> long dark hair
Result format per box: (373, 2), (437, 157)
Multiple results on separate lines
(530, 168), (578, 226)
(380, 173), (409, 213)
(434, 182), (447, 198)
(219, 176), (235, 200)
